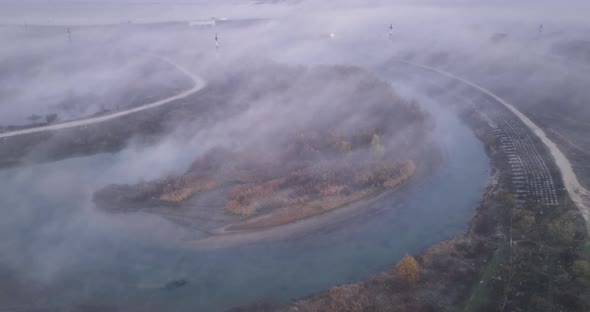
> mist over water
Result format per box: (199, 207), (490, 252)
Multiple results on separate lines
(2, 0), (590, 311)
(0, 86), (487, 311)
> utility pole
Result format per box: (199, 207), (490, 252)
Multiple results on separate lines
(389, 23), (394, 40)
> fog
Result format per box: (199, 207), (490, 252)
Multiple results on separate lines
(1, 0), (590, 310)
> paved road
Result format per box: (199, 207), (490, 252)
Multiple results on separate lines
(0, 56), (206, 139)
(402, 60), (590, 222)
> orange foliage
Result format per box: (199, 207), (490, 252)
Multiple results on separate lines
(160, 176), (217, 203)
(394, 255), (420, 284)
(225, 178), (285, 217)
(226, 160), (416, 227)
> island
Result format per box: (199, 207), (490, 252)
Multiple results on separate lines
(93, 64), (433, 238)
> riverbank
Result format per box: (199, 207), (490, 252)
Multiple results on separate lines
(277, 70), (590, 312)
(276, 105), (503, 312)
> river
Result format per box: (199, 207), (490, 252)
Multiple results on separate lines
(0, 77), (488, 311)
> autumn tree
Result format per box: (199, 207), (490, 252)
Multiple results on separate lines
(394, 255), (419, 284)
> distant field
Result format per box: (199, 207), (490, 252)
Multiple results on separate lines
(0, 48), (192, 129)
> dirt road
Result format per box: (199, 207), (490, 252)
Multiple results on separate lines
(0, 56), (206, 139)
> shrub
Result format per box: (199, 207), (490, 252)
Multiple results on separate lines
(528, 295), (555, 312)
(573, 260), (590, 280)
(496, 190), (514, 207)
(512, 209), (536, 232)
(327, 284), (371, 312)
(548, 215), (576, 243)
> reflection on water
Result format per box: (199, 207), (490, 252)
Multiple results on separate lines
(0, 92), (487, 311)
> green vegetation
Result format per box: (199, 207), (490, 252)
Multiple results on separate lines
(459, 243), (507, 312)
(288, 92), (590, 312)
(454, 109), (590, 311)
(458, 190), (589, 311)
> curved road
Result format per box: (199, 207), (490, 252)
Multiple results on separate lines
(0, 56), (206, 139)
(401, 60), (590, 222)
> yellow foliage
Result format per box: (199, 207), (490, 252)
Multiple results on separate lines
(394, 255), (419, 284)
(160, 176), (217, 202)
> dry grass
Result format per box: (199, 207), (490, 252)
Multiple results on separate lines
(159, 175), (217, 203)
(327, 284), (372, 312)
(227, 192), (365, 231)
(225, 178), (286, 217)
(226, 161), (416, 231)
(385, 161), (416, 188)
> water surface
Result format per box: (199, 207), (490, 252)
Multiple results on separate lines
(0, 85), (488, 311)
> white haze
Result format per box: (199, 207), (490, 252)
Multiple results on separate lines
(1, 0), (590, 309)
